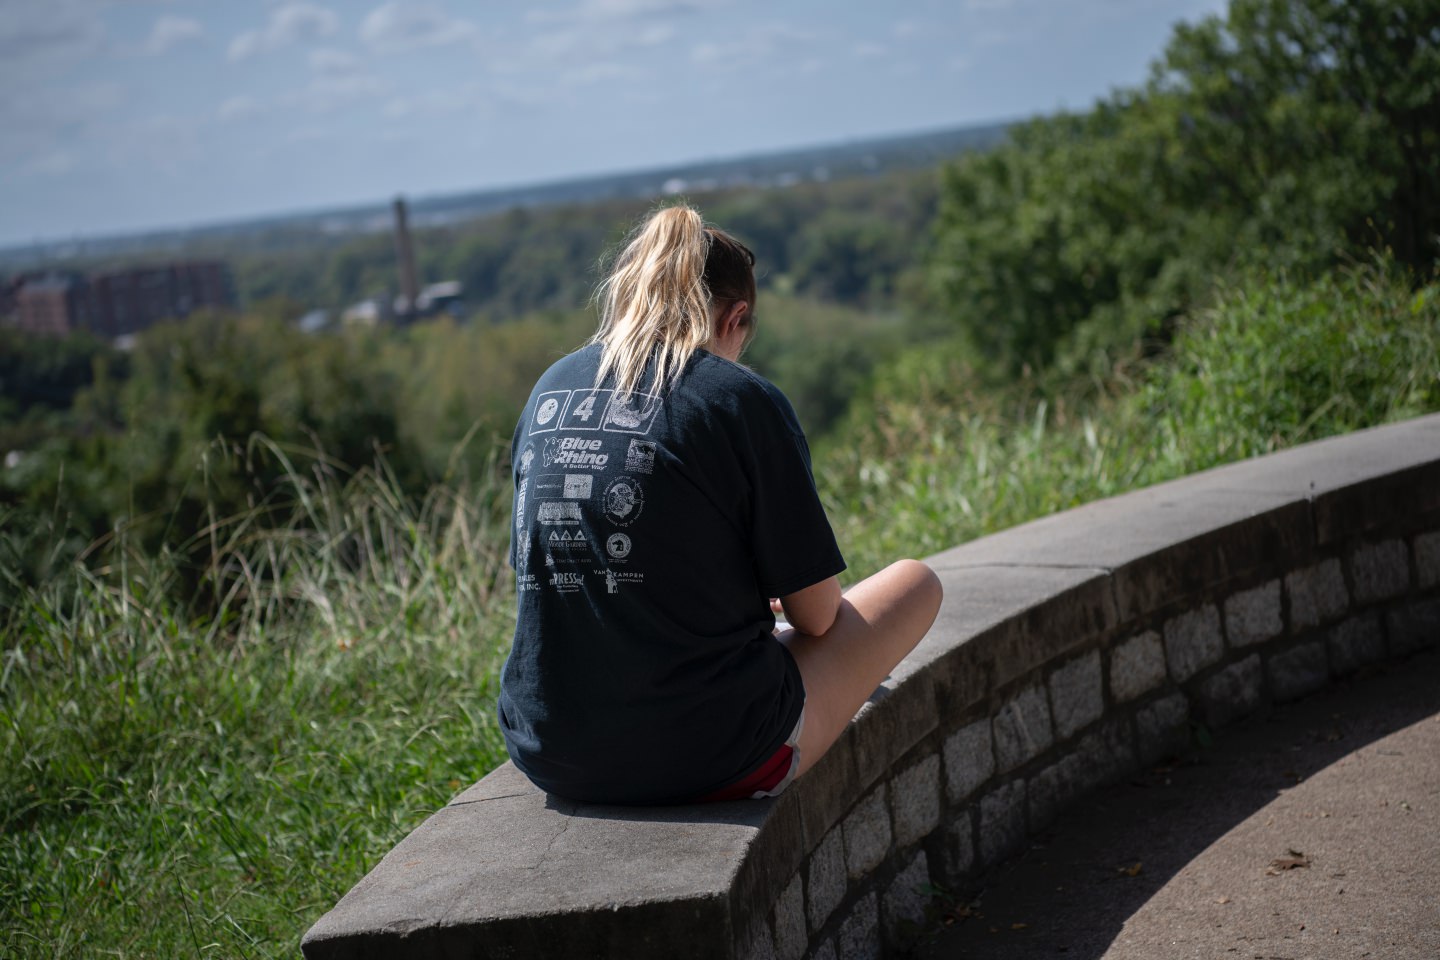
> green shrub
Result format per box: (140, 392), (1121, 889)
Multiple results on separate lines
(820, 258), (1440, 578)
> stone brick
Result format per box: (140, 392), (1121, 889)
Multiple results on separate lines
(1268, 641), (1329, 702)
(1350, 539), (1410, 604)
(842, 788), (890, 880)
(978, 780), (1027, 866)
(1027, 754), (1083, 831)
(939, 808), (975, 884)
(850, 677), (939, 793)
(1287, 558), (1349, 632)
(772, 873), (807, 960)
(797, 726), (861, 851)
(1163, 605), (1224, 682)
(1224, 579), (1282, 648)
(1075, 717), (1137, 787)
(1326, 615), (1386, 676)
(1417, 531), (1440, 589)
(806, 827), (846, 934)
(891, 754), (941, 847)
(1048, 650), (1103, 740)
(1199, 654), (1262, 728)
(1110, 630), (1167, 703)
(943, 719), (994, 803)
(743, 921), (777, 960)
(993, 686), (1054, 773)
(1136, 692), (1191, 765)
(836, 891), (879, 960)
(1387, 598), (1440, 655)
(882, 852), (932, 951)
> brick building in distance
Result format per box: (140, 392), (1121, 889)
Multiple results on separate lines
(4, 261), (235, 338)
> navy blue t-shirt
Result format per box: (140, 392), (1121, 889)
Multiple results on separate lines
(498, 343), (845, 804)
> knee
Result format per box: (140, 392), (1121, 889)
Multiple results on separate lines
(890, 558), (943, 614)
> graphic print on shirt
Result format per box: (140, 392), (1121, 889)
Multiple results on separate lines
(593, 565), (644, 591)
(528, 390), (571, 435)
(604, 532), (631, 561)
(602, 477), (644, 527)
(624, 439), (656, 474)
(601, 391), (661, 435)
(545, 527), (592, 564)
(536, 500), (582, 524)
(515, 532), (538, 592)
(559, 389), (612, 431)
(542, 435), (610, 469)
(548, 570), (584, 593)
(534, 473), (594, 499)
(513, 477), (527, 530)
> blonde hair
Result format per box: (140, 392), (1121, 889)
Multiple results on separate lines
(590, 205), (755, 395)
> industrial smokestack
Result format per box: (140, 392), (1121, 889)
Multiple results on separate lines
(392, 196), (420, 319)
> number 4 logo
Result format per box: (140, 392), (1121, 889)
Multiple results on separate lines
(560, 389), (611, 431)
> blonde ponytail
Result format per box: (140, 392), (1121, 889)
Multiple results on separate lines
(591, 205), (716, 396)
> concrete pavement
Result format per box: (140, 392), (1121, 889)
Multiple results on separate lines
(918, 649), (1440, 960)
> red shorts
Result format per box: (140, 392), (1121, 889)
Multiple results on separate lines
(698, 712), (804, 802)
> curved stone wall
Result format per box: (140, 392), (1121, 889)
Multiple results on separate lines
(303, 414), (1440, 960)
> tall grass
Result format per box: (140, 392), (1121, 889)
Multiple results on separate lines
(820, 259), (1440, 577)
(1, 439), (515, 958)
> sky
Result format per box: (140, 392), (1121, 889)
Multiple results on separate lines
(0, 0), (1229, 249)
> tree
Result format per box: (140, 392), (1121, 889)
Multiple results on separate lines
(929, 0), (1440, 376)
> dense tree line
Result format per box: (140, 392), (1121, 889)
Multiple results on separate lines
(232, 171), (938, 321)
(928, 0), (1440, 378)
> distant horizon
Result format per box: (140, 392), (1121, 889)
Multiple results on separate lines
(0, 114), (1021, 257)
(1, 1), (1230, 249)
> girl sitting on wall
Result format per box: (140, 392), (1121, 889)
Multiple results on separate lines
(499, 204), (942, 804)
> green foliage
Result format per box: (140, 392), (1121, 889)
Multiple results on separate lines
(1135, 258), (1440, 469)
(822, 258), (1440, 578)
(228, 169), (941, 323)
(930, 0), (1440, 376)
(1, 448), (513, 958)
(4, 314), (417, 602)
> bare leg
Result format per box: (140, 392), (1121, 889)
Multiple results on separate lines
(778, 559), (942, 777)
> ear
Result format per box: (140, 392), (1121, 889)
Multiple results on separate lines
(719, 299), (749, 338)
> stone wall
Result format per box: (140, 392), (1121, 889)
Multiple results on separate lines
(303, 414), (1440, 960)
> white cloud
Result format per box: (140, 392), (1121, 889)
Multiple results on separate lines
(228, 3), (340, 62)
(691, 23), (811, 70)
(528, 0), (710, 24)
(0, 1), (105, 65)
(0, 79), (124, 168)
(359, 2), (478, 53)
(381, 83), (487, 119)
(284, 73), (388, 113)
(218, 95), (263, 121)
(573, 0), (709, 19)
(310, 47), (361, 76)
(145, 16), (204, 56)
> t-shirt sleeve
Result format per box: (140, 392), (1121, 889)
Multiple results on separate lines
(744, 381), (846, 598)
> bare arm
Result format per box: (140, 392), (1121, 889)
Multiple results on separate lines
(779, 575), (842, 637)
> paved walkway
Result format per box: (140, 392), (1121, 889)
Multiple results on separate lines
(919, 649), (1440, 960)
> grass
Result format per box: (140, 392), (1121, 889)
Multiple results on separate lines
(819, 258), (1440, 579)
(1, 258), (1436, 956)
(1, 439), (515, 957)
